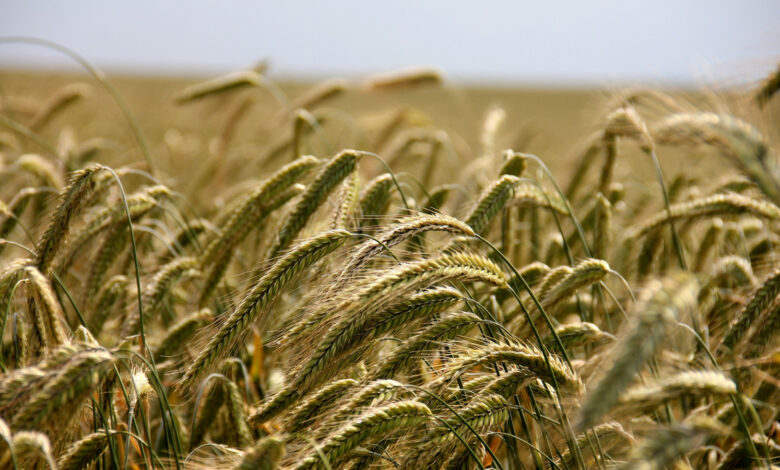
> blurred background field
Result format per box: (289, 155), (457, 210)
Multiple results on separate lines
(1, 67), (777, 211)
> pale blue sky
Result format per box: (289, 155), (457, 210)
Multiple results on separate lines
(0, 1), (778, 85)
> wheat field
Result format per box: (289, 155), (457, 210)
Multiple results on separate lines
(0, 60), (778, 469)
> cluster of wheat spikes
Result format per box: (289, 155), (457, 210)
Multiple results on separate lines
(0, 59), (778, 470)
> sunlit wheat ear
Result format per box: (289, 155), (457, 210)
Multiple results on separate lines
(255, 254), (504, 424)
(285, 378), (358, 434)
(499, 149), (528, 176)
(181, 229), (351, 389)
(475, 369), (540, 400)
(720, 267), (780, 353)
(0, 93), (40, 117)
(173, 70), (262, 103)
(269, 150), (359, 258)
(0, 364), (46, 411)
(495, 260), (551, 304)
(432, 394), (508, 444)
(358, 173), (394, 228)
(89, 274), (128, 335)
(605, 106), (654, 150)
(536, 265), (573, 300)
(12, 348), (114, 430)
(73, 325), (98, 346)
(11, 431), (56, 470)
(446, 341), (581, 392)
(370, 312), (483, 380)
(513, 181), (569, 214)
(446, 374), (496, 402)
(479, 106), (506, 159)
(57, 184), (170, 273)
(330, 170), (359, 229)
(292, 253), (506, 392)
(345, 214), (475, 275)
(618, 417), (724, 470)
(628, 193), (780, 238)
(234, 434), (286, 470)
(463, 174), (521, 235)
(653, 112), (779, 202)
(293, 401), (432, 470)
(143, 256), (198, 314)
(576, 273), (699, 432)
(35, 165), (100, 272)
(198, 180), (306, 304)
(24, 265), (69, 351)
(153, 308), (212, 361)
(755, 63), (780, 108)
(616, 370), (735, 413)
(15, 153), (64, 189)
(366, 286), (465, 339)
(201, 155), (320, 268)
(283, 285), (461, 353)
(27, 82), (89, 131)
(57, 430), (108, 470)
(363, 67), (444, 91)
(0, 343), (81, 408)
(319, 379), (407, 437)
(288, 78), (349, 113)
(544, 321), (615, 351)
(599, 106), (654, 193)
(540, 258), (610, 311)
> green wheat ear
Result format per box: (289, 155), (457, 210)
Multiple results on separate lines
(464, 174), (521, 235)
(35, 165), (101, 272)
(181, 229), (352, 389)
(269, 150), (359, 258)
(293, 400), (432, 470)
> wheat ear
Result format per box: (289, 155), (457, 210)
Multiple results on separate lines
(576, 273), (698, 431)
(181, 229), (351, 388)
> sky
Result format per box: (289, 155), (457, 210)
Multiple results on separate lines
(0, 1), (778, 86)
